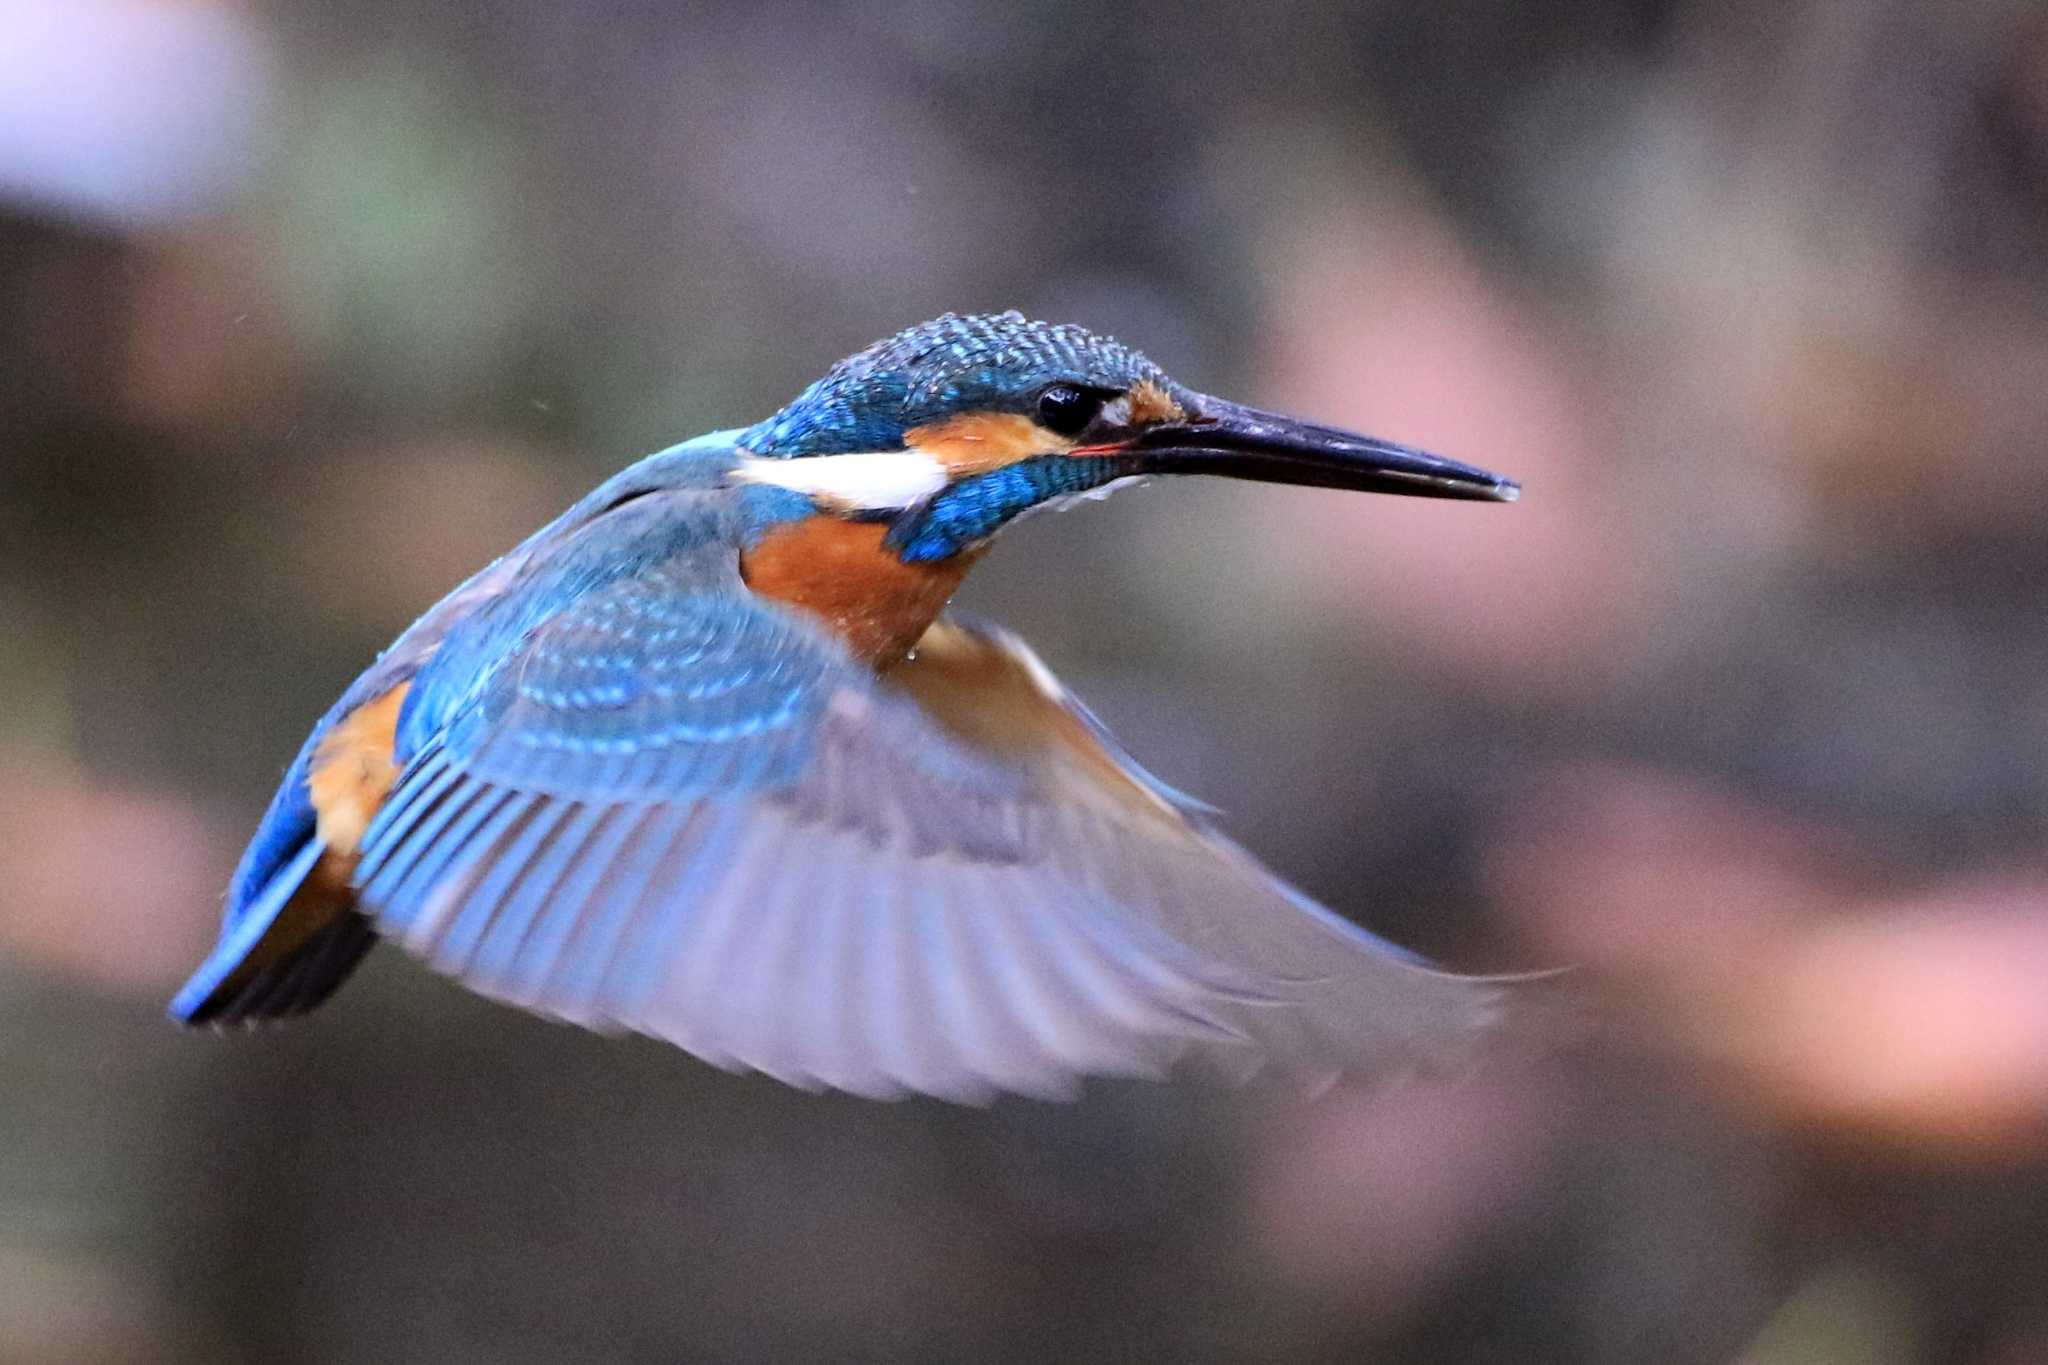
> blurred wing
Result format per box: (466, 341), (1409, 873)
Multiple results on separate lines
(353, 575), (1512, 1101)
(867, 622), (1517, 1089)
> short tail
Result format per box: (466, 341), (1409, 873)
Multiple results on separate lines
(170, 839), (380, 1026)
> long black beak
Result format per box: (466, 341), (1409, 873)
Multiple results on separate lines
(1115, 397), (1519, 503)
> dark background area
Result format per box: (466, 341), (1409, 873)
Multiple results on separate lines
(5, 1), (2048, 1360)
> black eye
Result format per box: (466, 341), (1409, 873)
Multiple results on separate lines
(1036, 383), (1103, 437)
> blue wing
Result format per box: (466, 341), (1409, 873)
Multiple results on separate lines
(345, 501), (1514, 1100)
(170, 436), (800, 1027)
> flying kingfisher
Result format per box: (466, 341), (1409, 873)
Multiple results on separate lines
(171, 311), (1525, 1102)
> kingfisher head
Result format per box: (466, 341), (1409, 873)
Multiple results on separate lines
(736, 311), (1517, 565)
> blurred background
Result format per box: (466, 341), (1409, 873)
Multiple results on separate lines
(5, 0), (2048, 1360)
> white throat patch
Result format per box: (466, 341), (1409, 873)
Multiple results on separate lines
(733, 451), (949, 512)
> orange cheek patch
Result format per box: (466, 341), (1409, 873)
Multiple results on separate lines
(904, 412), (1066, 475)
(1124, 378), (1184, 426)
(308, 682), (410, 856)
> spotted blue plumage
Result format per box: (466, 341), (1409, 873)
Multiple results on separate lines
(742, 311), (1171, 456)
(439, 574), (835, 803)
(395, 470), (819, 777)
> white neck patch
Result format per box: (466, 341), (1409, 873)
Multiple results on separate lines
(733, 451), (949, 512)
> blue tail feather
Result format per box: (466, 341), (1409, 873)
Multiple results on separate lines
(171, 761), (384, 1026)
(171, 838), (326, 1022)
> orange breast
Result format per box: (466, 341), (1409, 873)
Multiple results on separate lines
(741, 517), (983, 667)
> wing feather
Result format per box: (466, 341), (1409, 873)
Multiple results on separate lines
(414, 791), (530, 967)
(499, 803), (633, 1009)
(558, 803), (694, 1026)
(785, 832), (870, 1094)
(433, 796), (562, 974)
(348, 568), (1523, 1100)
(356, 753), (464, 903)
(981, 879), (1164, 1079)
(714, 820), (821, 1085)
(452, 799), (579, 988)
(388, 786), (509, 954)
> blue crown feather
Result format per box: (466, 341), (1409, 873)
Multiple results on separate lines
(742, 311), (1167, 457)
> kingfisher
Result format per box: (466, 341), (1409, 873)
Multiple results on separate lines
(171, 311), (1524, 1102)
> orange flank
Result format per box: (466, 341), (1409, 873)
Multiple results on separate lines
(742, 518), (984, 667)
(219, 681), (419, 983)
(903, 412), (1072, 474)
(308, 682), (411, 856)
(894, 622), (1186, 831)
